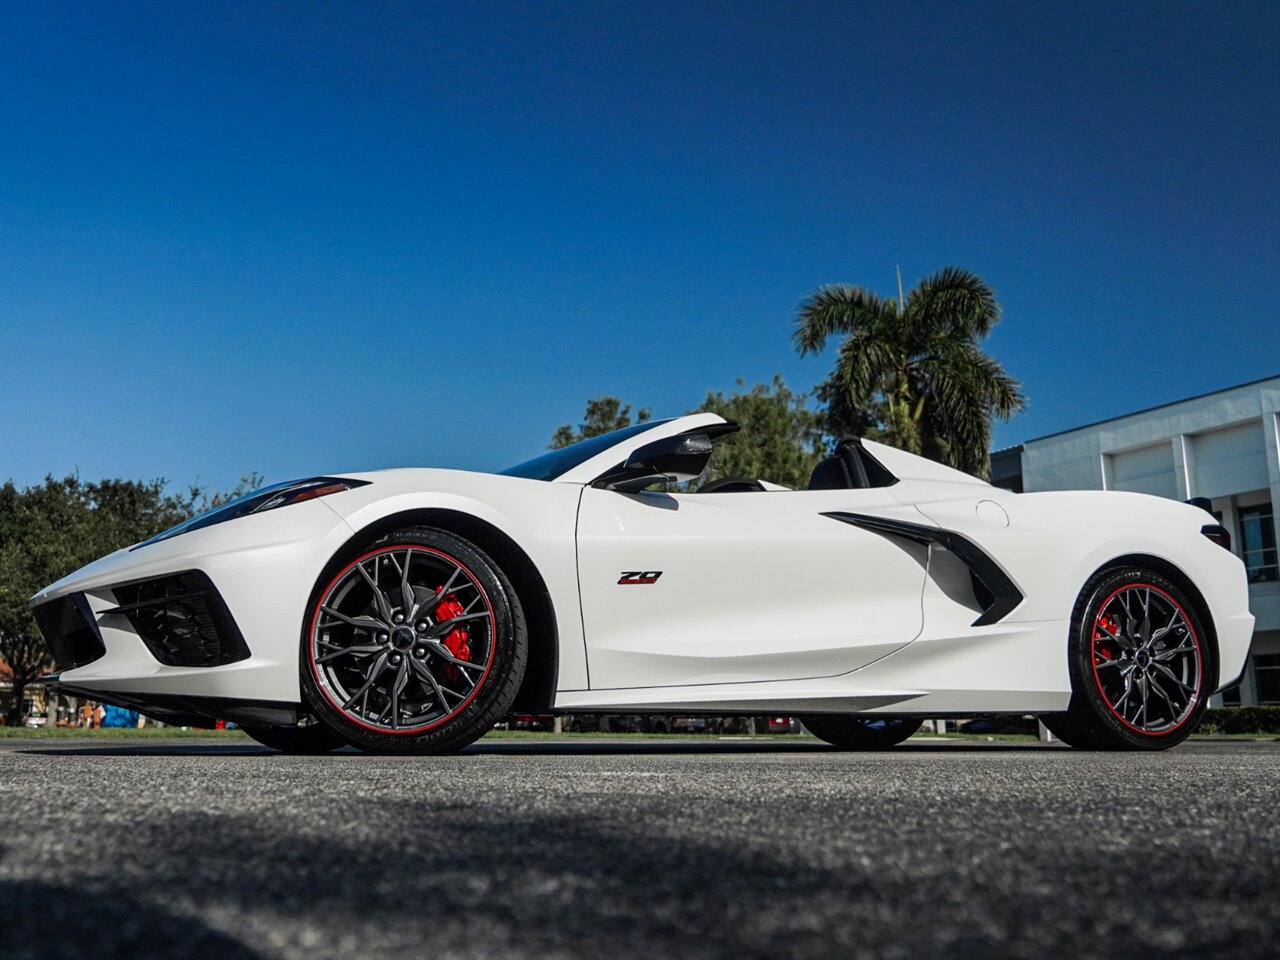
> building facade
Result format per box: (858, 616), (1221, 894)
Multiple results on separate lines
(993, 375), (1280, 706)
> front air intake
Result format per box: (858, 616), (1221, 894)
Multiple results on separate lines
(32, 594), (107, 671)
(106, 571), (250, 668)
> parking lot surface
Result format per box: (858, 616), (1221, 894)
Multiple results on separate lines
(1, 736), (1277, 960)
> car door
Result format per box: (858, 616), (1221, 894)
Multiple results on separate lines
(575, 485), (929, 690)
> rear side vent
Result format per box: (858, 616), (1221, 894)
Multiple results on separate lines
(32, 594), (107, 671)
(106, 571), (250, 668)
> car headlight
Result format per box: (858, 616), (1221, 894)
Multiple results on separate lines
(133, 477), (369, 550)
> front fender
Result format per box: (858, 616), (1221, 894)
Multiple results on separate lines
(321, 470), (589, 689)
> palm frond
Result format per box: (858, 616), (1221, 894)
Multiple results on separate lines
(792, 284), (891, 356)
(795, 267), (1021, 468)
(836, 328), (901, 407)
(953, 346), (1026, 420)
(911, 340), (1007, 471)
(905, 267), (1000, 339)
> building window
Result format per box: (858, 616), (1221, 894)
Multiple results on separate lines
(1255, 654), (1280, 705)
(1238, 503), (1278, 583)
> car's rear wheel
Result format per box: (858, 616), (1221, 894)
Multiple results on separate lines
(242, 721), (346, 754)
(300, 526), (527, 755)
(1040, 566), (1212, 751)
(802, 715), (923, 749)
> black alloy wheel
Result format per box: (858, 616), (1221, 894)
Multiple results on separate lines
(301, 526), (527, 754)
(1041, 566), (1211, 751)
(802, 715), (923, 749)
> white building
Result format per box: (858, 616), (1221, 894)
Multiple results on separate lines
(991, 375), (1280, 707)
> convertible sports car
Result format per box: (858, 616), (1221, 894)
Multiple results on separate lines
(31, 413), (1253, 753)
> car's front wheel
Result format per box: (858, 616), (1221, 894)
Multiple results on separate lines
(301, 526), (527, 755)
(1040, 566), (1212, 751)
(802, 715), (923, 749)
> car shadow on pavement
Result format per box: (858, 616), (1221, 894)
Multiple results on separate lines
(4, 792), (1270, 960)
(0, 848), (266, 960)
(16, 737), (1057, 758)
(466, 738), (1057, 755)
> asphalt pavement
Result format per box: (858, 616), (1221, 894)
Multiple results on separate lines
(1, 736), (1277, 960)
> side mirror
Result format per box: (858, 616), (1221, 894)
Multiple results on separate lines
(596, 433), (714, 492)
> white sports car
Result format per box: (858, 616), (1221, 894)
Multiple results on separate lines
(31, 413), (1253, 753)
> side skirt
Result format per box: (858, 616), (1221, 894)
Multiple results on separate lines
(50, 681), (302, 728)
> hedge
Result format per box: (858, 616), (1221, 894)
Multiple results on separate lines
(1198, 706), (1280, 735)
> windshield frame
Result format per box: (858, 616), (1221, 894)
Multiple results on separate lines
(498, 419), (671, 482)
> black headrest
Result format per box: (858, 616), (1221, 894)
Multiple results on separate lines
(808, 438), (891, 490)
(808, 456), (852, 490)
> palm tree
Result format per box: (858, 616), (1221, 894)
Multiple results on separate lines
(793, 267), (1025, 477)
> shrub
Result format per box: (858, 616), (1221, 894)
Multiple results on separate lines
(1198, 706), (1280, 735)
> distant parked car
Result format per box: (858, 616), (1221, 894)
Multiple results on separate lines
(670, 716), (708, 733)
(24, 714), (46, 728)
(508, 713), (555, 731)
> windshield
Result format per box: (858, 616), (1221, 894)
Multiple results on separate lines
(499, 419), (670, 481)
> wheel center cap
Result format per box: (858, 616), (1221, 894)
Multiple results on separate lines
(1136, 649), (1151, 666)
(391, 626), (416, 650)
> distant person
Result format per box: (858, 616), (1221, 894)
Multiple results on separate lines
(93, 704), (105, 729)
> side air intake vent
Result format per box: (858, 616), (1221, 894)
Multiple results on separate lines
(106, 571), (250, 668)
(32, 594), (107, 671)
(822, 512), (1024, 626)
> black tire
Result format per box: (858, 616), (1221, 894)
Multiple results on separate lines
(300, 526), (527, 755)
(1040, 566), (1213, 751)
(242, 722), (346, 754)
(802, 715), (923, 749)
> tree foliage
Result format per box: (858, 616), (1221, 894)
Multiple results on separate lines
(794, 266), (1025, 476)
(690, 376), (824, 490)
(0, 473), (261, 725)
(550, 396), (652, 449)
(552, 378), (824, 491)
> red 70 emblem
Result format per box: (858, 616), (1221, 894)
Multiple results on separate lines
(617, 571), (662, 585)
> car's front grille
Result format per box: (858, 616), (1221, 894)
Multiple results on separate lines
(32, 594), (107, 671)
(107, 571), (250, 668)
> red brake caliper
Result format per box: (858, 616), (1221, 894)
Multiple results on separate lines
(434, 589), (471, 681)
(1094, 613), (1119, 662)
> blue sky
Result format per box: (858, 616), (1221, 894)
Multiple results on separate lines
(2, 0), (1277, 493)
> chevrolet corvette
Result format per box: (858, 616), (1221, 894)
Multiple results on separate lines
(30, 413), (1253, 753)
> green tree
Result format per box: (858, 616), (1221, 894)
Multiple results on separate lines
(0, 473), (260, 725)
(550, 396), (651, 449)
(794, 267), (1025, 476)
(554, 379), (824, 490)
(691, 376), (825, 489)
